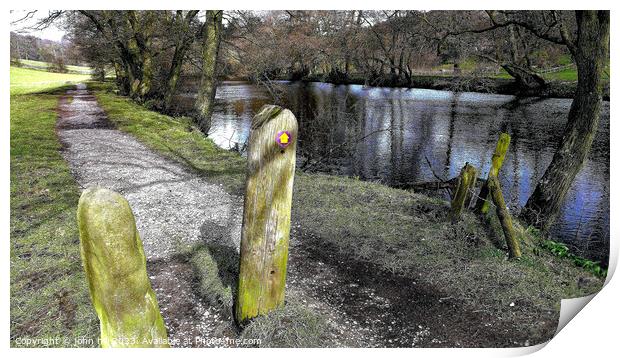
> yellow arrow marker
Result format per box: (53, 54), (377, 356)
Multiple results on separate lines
(279, 132), (289, 144)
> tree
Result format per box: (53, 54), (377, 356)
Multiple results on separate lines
(75, 10), (160, 101)
(195, 10), (223, 134)
(163, 10), (200, 111)
(426, 10), (609, 230)
(517, 11), (609, 229)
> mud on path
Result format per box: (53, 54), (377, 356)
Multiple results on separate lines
(56, 84), (537, 348)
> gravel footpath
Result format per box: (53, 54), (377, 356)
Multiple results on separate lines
(56, 84), (374, 347)
(57, 84), (245, 346)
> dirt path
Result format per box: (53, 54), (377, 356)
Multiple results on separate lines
(57, 85), (528, 348)
(56, 85), (376, 347)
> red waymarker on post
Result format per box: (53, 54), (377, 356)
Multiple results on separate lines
(276, 130), (292, 148)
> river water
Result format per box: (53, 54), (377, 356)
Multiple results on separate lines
(180, 80), (610, 266)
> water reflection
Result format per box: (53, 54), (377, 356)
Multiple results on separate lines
(180, 81), (610, 266)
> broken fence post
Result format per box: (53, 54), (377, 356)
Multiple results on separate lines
(487, 175), (522, 259)
(450, 162), (478, 221)
(77, 187), (169, 347)
(235, 105), (298, 324)
(476, 133), (511, 214)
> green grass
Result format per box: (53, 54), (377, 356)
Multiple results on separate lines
(17, 59), (93, 74)
(10, 67), (90, 95)
(490, 62), (609, 83)
(542, 67), (578, 81)
(493, 65), (579, 81)
(91, 80), (604, 345)
(10, 68), (98, 346)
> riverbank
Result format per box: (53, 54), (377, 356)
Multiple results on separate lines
(292, 73), (611, 100)
(90, 80), (604, 347)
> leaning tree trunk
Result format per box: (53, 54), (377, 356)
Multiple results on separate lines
(521, 11), (609, 230)
(125, 10), (155, 102)
(163, 10), (199, 112)
(163, 47), (186, 111)
(501, 63), (546, 89)
(195, 10), (223, 135)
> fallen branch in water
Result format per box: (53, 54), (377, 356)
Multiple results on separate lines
(395, 176), (487, 192)
(423, 154), (452, 196)
(392, 178), (457, 191)
(300, 127), (393, 172)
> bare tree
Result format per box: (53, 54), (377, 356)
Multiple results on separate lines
(195, 10), (223, 134)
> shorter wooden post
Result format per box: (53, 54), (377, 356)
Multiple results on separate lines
(236, 105), (298, 325)
(450, 163), (478, 221)
(487, 175), (522, 259)
(77, 187), (169, 347)
(476, 133), (511, 214)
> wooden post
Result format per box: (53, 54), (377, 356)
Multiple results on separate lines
(235, 105), (298, 324)
(487, 175), (522, 259)
(77, 187), (169, 347)
(476, 133), (511, 214)
(450, 163), (477, 221)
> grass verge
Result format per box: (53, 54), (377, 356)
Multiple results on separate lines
(10, 69), (99, 346)
(16, 59), (93, 75)
(10, 66), (91, 95)
(91, 80), (604, 346)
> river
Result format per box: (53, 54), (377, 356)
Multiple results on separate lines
(179, 80), (610, 266)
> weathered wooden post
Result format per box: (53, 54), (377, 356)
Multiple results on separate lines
(475, 133), (511, 214)
(450, 162), (478, 221)
(77, 187), (169, 347)
(235, 105), (298, 324)
(487, 175), (522, 259)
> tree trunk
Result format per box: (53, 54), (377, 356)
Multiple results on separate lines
(236, 105), (298, 325)
(521, 11), (609, 230)
(138, 48), (153, 99)
(163, 48), (185, 111)
(113, 60), (131, 96)
(501, 62), (546, 89)
(195, 10), (223, 135)
(508, 24), (520, 64)
(125, 11), (155, 102)
(163, 11), (199, 112)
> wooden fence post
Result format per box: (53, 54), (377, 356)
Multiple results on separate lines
(450, 162), (477, 221)
(475, 133), (511, 214)
(487, 175), (522, 259)
(77, 187), (169, 347)
(235, 105), (298, 324)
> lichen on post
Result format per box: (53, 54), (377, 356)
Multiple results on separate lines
(235, 105), (298, 325)
(487, 175), (522, 259)
(77, 187), (169, 347)
(450, 162), (478, 221)
(476, 133), (511, 214)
